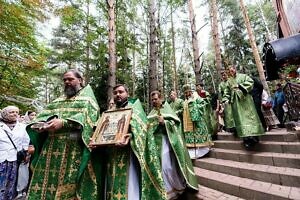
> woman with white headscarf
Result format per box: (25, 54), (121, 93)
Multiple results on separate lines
(0, 106), (30, 200)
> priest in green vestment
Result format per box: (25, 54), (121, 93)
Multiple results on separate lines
(182, 85), (213, 159)
(93, 84), (167, 200)
(218, 70), (235, 132)
(26, 69), (102, 200)
(169, 90), (184, 118)
(196, 84), (218, 138)
(147, 91), (198, 199)
(224, 66), (265, 148)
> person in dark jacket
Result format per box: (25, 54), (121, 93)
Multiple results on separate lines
(251, 77), (267, 130)
(273, 83), (285, 128)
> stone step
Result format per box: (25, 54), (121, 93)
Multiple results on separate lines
(213, 140), (300, 154)
(194, 158), (300, 187)
(178, 185), (245, 200)
(197, 185), (245, 200)
(195, 167), (300, 200)
(209, 148), (300, 168)
(217, 131), (299, 142)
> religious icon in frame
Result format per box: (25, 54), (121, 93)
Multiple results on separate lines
(92, 108), (132, 145)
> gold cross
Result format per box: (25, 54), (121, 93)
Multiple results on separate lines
(41, 150), (47, 156)
(117, 160), (125, 169)
(49, 169), (58, 178)
(69, 165), (77, 175)
(52, 149), (62, 158)
(71, 149), (77, 160)
(114, 190), (124, 200)
(48, 184), (56, 194)
(32, 183), (41, 193)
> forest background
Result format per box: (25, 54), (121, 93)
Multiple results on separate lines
(0, 0), (278, 113)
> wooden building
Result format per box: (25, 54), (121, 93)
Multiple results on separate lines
(273, 0), (300, 38)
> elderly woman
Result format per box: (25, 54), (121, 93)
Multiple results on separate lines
(0, 106), (30, 200)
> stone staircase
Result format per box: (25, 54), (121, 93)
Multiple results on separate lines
(194, 128), (300, 200)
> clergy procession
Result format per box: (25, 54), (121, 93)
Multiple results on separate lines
(1, 67), (288, 200)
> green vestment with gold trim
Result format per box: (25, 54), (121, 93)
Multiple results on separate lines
(105, 99), (167, 200)
(224, 74), (265, 137)
(27, 85), (102, 200)
(182, 95), (213, 148)
(200, 91), (218, 136)
(147, 102), (198, 193)
(169, 98), (184, 117)
(218, 81), (235, 129)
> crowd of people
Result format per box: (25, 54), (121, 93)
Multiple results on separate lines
(0, 68), (287, 200)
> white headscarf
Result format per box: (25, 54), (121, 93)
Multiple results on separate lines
(0, 106), (19, 130)
(0, 106), (19, 122)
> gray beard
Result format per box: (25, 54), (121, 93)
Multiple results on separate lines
(64, 85), (80, 98)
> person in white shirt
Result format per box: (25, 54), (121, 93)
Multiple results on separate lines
(0, 106), (30, 200)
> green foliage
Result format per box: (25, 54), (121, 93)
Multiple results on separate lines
(247, 1), (276, 46)
(214, 0), (275, 68)
(89, 65), (109, 112)
(0, 0), (48, 109)
(217, 0), (254, 70)
(200, 0), (277, 91)
(46, 0), (146, 109)
(50, 4), (86, 69)
(281, 65), (298, 83)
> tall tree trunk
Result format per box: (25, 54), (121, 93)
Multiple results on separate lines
(107, 0), (117, 100)
(257, 0), (272, 41)
(157, 0), (163, 93)
(85, 0), (90, 83)
(145, 22), (150, 112)
(239, 0), (269, 92)
(162, 37), (166, 96)
(148, 0), (158, 93)
(132, 29), (136, 97)
(170, 3), (178, 92)
(210, 0), (222, 82)
(219, 12), (230, 67)
(187, 0), (201, 84)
